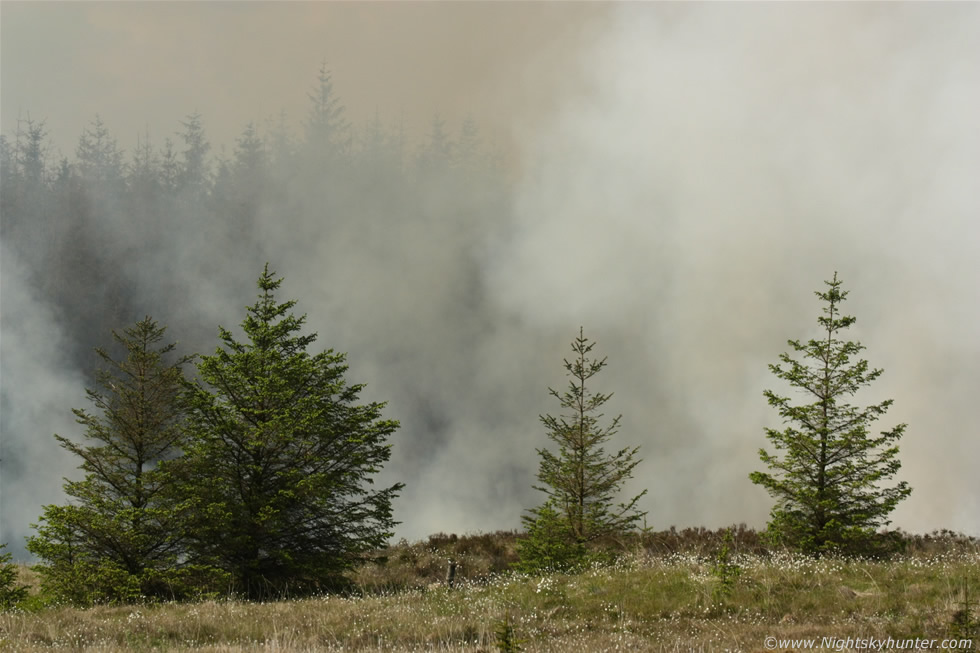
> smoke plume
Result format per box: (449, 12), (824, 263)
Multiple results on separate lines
(1, 3), (977, 561)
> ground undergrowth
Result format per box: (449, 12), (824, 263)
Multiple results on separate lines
(1, 528), (977, 652)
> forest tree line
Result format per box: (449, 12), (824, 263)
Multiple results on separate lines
(2, 66), (912, 608)
(1, 267), (911, 607)
(1, 64), (509, 369)
(2, 63), (513, 604)
(1, 64), (513, 570)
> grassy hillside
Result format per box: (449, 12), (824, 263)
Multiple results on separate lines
(1, 528), (977, 652)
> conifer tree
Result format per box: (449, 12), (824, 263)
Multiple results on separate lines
(27, 318), (209, 604)
(0, 544), (28, 611)
(75, 115), (124, 188)
(14, 116), (48, 188)
(522, 327), (647, 563)
(181, 265), (403, 598)
(305, 62), (349, 158)
(418, 114), (453, 177)
(750, 273), (911, 555)
(176, 112), (211, 195)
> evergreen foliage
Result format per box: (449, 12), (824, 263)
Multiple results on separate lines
(513, 501), (588, 575)
(176, 112), (211, 195)
(0, 64), (507, 379)
(949, 578), (978, 647)
(493, 612), (525, 652)
(74, 115), (124, 188)
(711, 528), (742, 601)
(0, 544), (29, 611)
(518, 328), (647, 571)
(305, 62), (350, 158)
(750, 273), (911, 556)
(26, 318), (216, 604)
(180, 265), (403, 599)
(12, 116), (48, 187)
(1, 66), (536, 588)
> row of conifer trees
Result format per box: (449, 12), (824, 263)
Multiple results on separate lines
(2, 66), (911, 605)
(15, 266), (909, 605)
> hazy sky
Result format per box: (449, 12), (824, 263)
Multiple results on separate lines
(1, 2), (611, 156)
(2, 2), (978, 554)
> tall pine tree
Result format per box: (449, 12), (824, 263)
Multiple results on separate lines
(27, 318), (208, 604)
(750, 273), (911, 555)
(181, 265), (403, 598)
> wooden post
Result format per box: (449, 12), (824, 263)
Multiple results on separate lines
(445, 559), (457, 588)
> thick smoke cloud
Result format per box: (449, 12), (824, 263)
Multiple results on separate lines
(489, 3), (980, 535)
(1, 3), (977, 561)
(0, 242), (82, 549)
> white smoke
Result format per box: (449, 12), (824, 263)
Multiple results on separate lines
(485, 3), (980, 535)
(1, 3), (977, 555)
(0, 241), (83, 557)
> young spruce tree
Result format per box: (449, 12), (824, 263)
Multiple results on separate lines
(518, 328), (647, 572)
(27, 318), (209, 604)
(750, 273), (911, 556)
(181, 265), (403, 599)
(0, 544), (29, 610)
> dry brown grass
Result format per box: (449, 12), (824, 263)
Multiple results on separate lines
(1, 529), (977, 652)
(351, 531), (521, 594)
